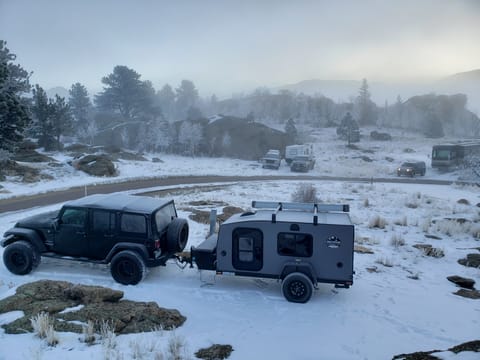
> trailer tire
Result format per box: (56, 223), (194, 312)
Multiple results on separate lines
(282, 272), (313, 303)
(110, 250), (146, 285)
(166, 218), (189, 253)
(3, 240), (38, 275)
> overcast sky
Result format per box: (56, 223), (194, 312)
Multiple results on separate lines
(1, 0), (479, 97)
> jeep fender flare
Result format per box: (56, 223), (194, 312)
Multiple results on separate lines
(280, 262), (317, 286)
(105, 243), (149, 263)
(2, 228), (47, 252)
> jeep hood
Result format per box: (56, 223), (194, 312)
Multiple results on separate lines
(15, 210), (59, 229)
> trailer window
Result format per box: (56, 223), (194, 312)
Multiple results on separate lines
(277, 233), (313, 257)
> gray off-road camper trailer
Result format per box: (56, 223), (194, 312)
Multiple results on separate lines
(190, 201), (355, 303)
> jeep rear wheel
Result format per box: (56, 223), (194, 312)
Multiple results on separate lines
(166, 218), (189, 253)
(110, 250), (146, 285)
(3, 241), (38, 275)
(282, 272), (314, 303)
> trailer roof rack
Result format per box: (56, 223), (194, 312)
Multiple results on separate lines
(251, 201), (349, 224)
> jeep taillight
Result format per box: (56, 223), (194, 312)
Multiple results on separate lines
(154, 239), (161, 249)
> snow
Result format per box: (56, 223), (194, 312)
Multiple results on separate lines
(0, 128), (479, 359)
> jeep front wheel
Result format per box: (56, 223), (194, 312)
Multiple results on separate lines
(166, 218), (189, 253)
(282, 272), (314, 303)
(3, 241), (38, 275)
(110, 250), (146, 285)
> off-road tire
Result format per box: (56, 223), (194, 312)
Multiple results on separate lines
(282, 272), (314, 303)
(3, 240), (38, 275)
(166, 218), (189, 253)
(110, 250), (146, 285)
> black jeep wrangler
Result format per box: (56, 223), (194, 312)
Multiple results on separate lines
(1, 194), (189, 285)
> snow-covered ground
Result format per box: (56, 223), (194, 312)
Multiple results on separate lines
(0, 128), (479, 359)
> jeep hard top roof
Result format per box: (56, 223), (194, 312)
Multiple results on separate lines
(64, 194), (173, 214)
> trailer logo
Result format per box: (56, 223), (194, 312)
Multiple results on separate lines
(327, 235), (341, 248)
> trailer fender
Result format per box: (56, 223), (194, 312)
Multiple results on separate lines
(280, 262), (317, 285)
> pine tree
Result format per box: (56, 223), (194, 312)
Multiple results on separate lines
(0, 41), (32, 155)
(175, 80), (198, 120)
(94, 65), (155, 121)
(50, 95), (74, 149)
(284, 118), (298, 144)
(31, 85), (54, 150)
(356, 78), (377, 125)
(157, 84), (176, 122)
(68, 82), (91, 137)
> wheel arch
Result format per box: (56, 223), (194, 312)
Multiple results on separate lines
(280, 262), (317, 285)
(105, 243), (149, 263)
(3, 228), (47, 252)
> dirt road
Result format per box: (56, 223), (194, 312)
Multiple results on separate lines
(0, 175), (453, 213)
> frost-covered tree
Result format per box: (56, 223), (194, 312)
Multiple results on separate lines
(157, 84), (176, 122)
(0, 41), (31, 155)
(175, 80), (198, 120)
(178, 121), (203, 156)
(68, 82), (92, 138)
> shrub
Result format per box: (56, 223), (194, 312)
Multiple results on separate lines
(166, 331), (188, 360)
(30, 312), (58, 346)
(375, 257), (394, 267)
(394, 216), (407, 226)
(81, 320), (96, 345)
(368, 215), (387, 229)
(363, 198), (370, 207)
(291, 183), (319, 203)
(100, 320), (117, 351)
(390, 234), (406, 248)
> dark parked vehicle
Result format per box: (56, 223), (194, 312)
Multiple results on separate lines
(1, 194), (189, 285)
(397, 161), (426, 177)
(261, 149), (281, 169)
(189, 201), (354, 303)
(290, 155), (315, 172)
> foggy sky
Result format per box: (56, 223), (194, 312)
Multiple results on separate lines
(1, 0), (479, 97)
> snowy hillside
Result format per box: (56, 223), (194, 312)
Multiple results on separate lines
(0, 128), (479, 360)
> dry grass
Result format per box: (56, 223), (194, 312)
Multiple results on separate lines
(291, 183), (319, 203)
(368, 215), (387, 229)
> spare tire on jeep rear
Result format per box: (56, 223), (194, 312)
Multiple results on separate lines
(166, 218), (189, 253)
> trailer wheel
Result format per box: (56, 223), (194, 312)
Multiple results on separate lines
(166, 218), (189, 253)
(110, 250), (146, 285)
(282, 272), (313, 303)
(3, 240), (38, 275)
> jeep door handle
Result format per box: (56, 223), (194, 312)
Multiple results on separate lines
(76, 231), (86, 236)
(104, 234), (114, 238)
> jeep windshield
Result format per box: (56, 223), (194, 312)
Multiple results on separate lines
(155, 203), (177, 231)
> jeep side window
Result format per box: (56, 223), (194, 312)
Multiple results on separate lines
(232, 228), (263, 271)
(92, 210), (116, 232)
(61, 208), (87, 227)
(277, 233), (313, 257)
(155, 204), (177, 232)
(120, 213), (147, 234)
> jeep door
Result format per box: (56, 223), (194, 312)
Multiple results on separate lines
(53, 207), (89, 256)
(88, 209), (118, 260)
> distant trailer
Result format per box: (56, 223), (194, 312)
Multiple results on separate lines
(431, 141), (480, 169)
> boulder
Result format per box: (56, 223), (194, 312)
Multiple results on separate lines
(413, 244), (444, 258)
(195, 344), (234, 360)
(454, 289), (480, 299)
(0, 280), (186, 334)
(73, 154), (117, 177)
(447, 275), (475, 289)
(370, 130), (392, 141)
(458, 253), (480, 268)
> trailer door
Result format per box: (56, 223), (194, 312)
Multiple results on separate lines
(232, 227), (263, 271)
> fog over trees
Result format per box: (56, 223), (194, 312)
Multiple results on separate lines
(0, 39), (479, 160)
